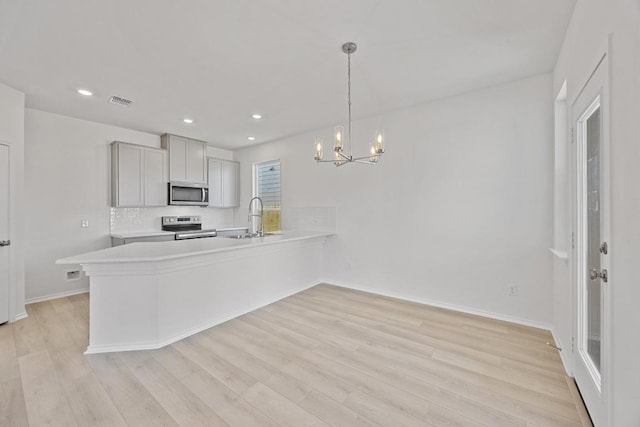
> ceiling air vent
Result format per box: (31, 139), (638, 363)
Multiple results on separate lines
(108, 95), (133, 107)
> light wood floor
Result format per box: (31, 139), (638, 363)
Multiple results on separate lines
(1, 284), (591, 426)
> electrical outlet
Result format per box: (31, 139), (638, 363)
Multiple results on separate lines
(81, 219), (89, 228)
(507, 283), (518, 296)
(66, 270), (81, 281)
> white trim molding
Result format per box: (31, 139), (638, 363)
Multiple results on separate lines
(326, 281), (553, 331)
(25, 288), (89, 305)
(551, 326), (572, 375)
(549, 247), (569, 261)
(13, 311), (28, 322)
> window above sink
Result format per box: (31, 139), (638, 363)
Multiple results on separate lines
(254, 159), (281, 232)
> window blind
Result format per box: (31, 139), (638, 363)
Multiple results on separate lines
(256, 160), (280, 208)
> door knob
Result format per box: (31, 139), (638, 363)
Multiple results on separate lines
(599, 241), (608, 254)
(590, 268), (608, 283)
(0, 240), (10, 247)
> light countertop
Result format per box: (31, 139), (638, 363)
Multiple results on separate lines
(59, 230), (334, 264)
(110, 227), (248, 239)
(110, 231), (176, 239)
(215, 227), (248, 232)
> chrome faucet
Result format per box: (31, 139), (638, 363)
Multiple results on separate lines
(248, 196), (264, 237)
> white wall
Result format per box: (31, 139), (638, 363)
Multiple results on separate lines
(24, 109), (234, 302)
(553, 1), (640, 425)
(0, 82), (25, 321)
(24, 109), (160, 301)
(235, 74), (554, 326)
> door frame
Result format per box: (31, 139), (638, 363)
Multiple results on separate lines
(569, 36), (613, 426)
(0, 141), (11, 324)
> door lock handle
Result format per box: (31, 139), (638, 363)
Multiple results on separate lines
(0, 240), (10, 247)
(600, 242), (608, 254)
(590, 268), (608, 283)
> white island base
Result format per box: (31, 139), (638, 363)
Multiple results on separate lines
(57, 231), (332, 354)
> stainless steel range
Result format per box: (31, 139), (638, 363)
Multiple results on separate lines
(162, 216), (217, 240)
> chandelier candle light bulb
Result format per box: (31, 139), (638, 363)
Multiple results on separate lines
(334, 126), (343, 152)
(314, 42), (385, 166)
(369, 145), (378, 163)
(314, 138), (324, 161)
(375, 130), (385, 154)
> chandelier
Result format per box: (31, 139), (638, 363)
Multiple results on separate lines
(314, 42), (385, 166)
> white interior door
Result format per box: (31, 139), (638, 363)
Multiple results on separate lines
(0, 144), (10, 324)
(572, 53), (610, 426)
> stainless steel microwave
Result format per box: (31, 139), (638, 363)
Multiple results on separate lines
(168, 181), (209, 206)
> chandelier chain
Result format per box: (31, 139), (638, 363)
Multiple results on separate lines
(347, 49), (352, 158)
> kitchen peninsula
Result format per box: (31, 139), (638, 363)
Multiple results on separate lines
(57, 231), (333, 354)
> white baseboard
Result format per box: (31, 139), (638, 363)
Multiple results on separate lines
(13, 311), (28, 322)
(85, 280), (322, 354)
(324, 281), (553, 331)
(25, 288), (89, 305)
(551, 326), (572, 376)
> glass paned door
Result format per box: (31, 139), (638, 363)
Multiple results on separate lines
(572, 51), (610, 426)
(584, 105), (602, 373)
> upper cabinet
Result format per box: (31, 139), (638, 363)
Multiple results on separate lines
(161, 134), (207, 184)
(208, 158), (223, 207)
(222, 160), (240, 207)
(144, 148), (167, 206)
(208, 158), (239, 208)
(111, 142), (167, 207)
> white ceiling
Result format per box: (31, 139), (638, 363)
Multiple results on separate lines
(0, 0), (575, 149)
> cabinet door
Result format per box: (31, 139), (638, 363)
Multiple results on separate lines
(116, 144), (144, 206)
(222, 161), (240, 207)
(168, 135), (187, 182)
(144, 148), (167, 206)
(186, 140), (206, 183)
(207, 158), (223, 207)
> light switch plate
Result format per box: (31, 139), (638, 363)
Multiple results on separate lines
(81, 219), (89, 228)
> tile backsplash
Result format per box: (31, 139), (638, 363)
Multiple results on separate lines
(110, 206), (235, 234)
(110, 205), (335, 234)
(284, 206), (336, 232)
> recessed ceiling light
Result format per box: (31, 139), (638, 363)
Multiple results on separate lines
(77, 89), (93, 96)
(183, 118), (194, 124)
(251, 114), (262, 119)
(247, 136), (256, 141)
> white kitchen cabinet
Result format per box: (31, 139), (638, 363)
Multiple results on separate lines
(112, 142), (143, 207)
(223, 160), (240, 207)
(161, 134), (207, 184)
(208, 158), (239, 208)
(186, 139), (207, 183)
(208, 158), (223, 207)
(111, 142), (167, 207)
(167, 135), (187, 182)
(144, 148), (168, 206)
